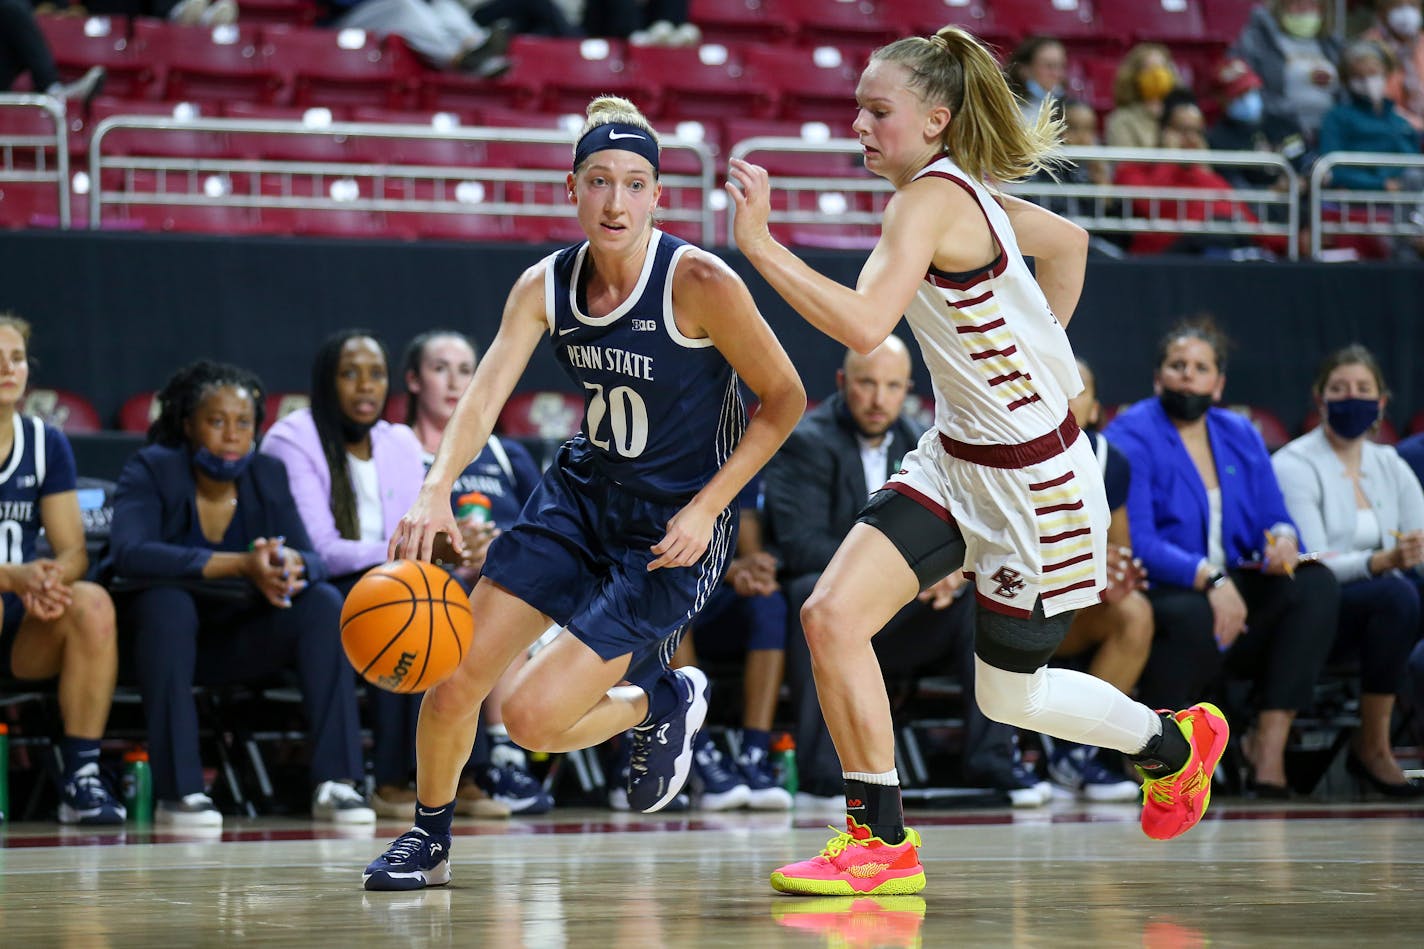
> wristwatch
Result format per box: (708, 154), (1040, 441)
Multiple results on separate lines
(1205, 570), (1229, 590)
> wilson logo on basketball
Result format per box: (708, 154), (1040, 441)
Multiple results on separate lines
(990, 566), (1026, 599)
(378, 650), (419, 691)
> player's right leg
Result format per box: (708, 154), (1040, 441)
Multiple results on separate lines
(363, 579), (553, 892)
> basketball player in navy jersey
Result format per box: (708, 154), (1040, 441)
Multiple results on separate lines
(362, 95), (805, 891)
(0, 314), (125, 824)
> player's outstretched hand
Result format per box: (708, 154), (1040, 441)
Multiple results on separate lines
(726, 157), (774, 253)
(390, 483), (461, 564)
(649, 500), (716, 572)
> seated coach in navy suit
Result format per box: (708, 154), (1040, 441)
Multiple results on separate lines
(105, 360), (373, 828)
(1104, 318), (1337, 798)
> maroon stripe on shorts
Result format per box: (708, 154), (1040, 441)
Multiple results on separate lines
(1041, 578), (1100, 600)
(1029, 471), (1076, 491)
(974, 589), (1033, 618)
(939, 413), (1080, 470)
(1006, 393), (1043, 411)
(1042, 552), (1094, 573)
(1034, 500), (1085, 516)
(1040, 527), (1093, 543)
(970, 344), (1018, 361)
(885, 481), (955, 525)
(955, 316), (1006, 335)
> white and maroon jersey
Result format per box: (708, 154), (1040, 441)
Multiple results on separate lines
(902, 154), (1084, 448)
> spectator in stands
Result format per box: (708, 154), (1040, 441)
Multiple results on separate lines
(1104, 317), (1339, 797)
(463, 0), (578, 39)
(1234, 0), (1342, 143)
(330, 0), (512, 77)
(0, 0), (105, 101)
(1272, 345), (1424, 797)
(1318, 40), (1423, 191)
(1006, 36), (1068, 128)
(106, 360), (374, 828)
(1206, 56), (1309, 189)
(1106, 43), (1182, 149)
(401, 329), (551, 816)
(1046, 360), (1150, 803)
(165, 0), (238, 28)
(1062, 100), (1110, 186)
(260, 331), (499, 820)
(584, 0), (698, 46)
(1114, 93), (1285, 257)
(763, 338), (1043, 810)
(669, 476), (792, 812)
(1360, 0), (1424, 131)
(0, 314), (124, 826)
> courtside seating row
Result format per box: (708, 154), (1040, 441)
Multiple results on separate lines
(30, 386), (1424, 448)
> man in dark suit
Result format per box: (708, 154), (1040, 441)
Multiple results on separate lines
(763, 338), (1035, 809)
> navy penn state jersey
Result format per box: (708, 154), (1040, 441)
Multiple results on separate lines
(0, 415), (78, 564)
(545, 230), (746, 499)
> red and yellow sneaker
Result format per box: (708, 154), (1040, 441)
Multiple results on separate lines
(770, 818), (925, 896)
(1137, 702), (1230, 841)
(772, 895), (927, 948)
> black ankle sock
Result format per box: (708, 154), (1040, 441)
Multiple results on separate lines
(414, 799), (455, 839)
(1130, 712), (1191, 776)
(844, 779), (905, 844)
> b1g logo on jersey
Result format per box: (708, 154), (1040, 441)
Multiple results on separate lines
(990, 566), (1026, 599)
(630, 319), (658, 332)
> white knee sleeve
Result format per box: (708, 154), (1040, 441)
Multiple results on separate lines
(973, 657), (1160, 754)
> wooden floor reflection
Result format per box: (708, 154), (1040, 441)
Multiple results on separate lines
(1, 802), (1420, 947)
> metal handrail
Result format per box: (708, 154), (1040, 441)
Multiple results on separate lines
(88, 116), (717, 244)
(1308, 152), (1424, 260)
(726, 140), (1301, 259)
(0, 93), (70, 227)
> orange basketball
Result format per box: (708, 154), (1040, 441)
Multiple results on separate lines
(340, 559), (473, 694)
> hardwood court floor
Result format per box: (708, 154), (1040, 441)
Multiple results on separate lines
(1, 801), (1421, 947)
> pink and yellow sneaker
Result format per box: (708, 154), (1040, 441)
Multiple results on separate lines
(1138, 702), (1230, 841)
(770, 818), (925, 896)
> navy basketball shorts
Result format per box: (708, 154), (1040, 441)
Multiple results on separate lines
(481, 444), (738, 693)
(0, 592), (27, 679)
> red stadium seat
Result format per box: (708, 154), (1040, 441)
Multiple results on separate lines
(497, 391), (584, 440)
(1225, 404), (1291, 451)
(236, 0), (320, 27)
(626, 45), (777, 120)
(35, 14), (154, 99)
(777, 0), (900, 49)
(1410, 410), (1424, 436)
(740, 45), (860, 122)
(23, 388), (102, 433)
(263, 392), (310, 431)
(222, 102), (353, 122)
(119, 202), (267, 235)
(890, 0), (1006, 44)
(0, 183), (64, 231)
(498, 37), (654, 116)
(1099, 1), (1213, 48)
(88, 98), (234, 158)
(134, 21), (282, 105)
(386, 212), (546, 244)
(688, 0), (796, 46)
(118, 391), (160, 433)
(722, 117), (865, 175)
(264, 25), (415, 110)
(993, 0), (1104, 45)
(1200, 0), (1254, 44)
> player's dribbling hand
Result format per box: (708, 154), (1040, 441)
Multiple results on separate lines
(390, 483), (461, 564)
(649, 501), (716, 572)
(726, 158), (774, 253)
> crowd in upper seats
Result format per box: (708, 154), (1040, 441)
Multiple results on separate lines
(6, 298), (1424, 826)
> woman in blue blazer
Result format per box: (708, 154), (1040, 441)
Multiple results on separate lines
(1105, 319), (1338, 797)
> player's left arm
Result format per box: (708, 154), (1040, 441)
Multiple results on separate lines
(648, 249), (806, 571)
(998, 193), (1089, 328)
(38, 490), (88, 585)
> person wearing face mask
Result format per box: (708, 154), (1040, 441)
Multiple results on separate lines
(1104, 318), (1339, 799)
(1319, 41), (1422, 191)
(1206, 57), (1309, 189)
(1106, 43), (1181, 149)
(1233, 0), (1342, 142)
(261, 329), (434, 821)
(107, 360), (374, 828)
(1361, 0), (1424, 131)
(1272, 346), (1424, 798)
(1005, 35), (1068, 128)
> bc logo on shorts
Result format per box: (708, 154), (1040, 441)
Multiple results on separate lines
(990, 566), (1026, 599)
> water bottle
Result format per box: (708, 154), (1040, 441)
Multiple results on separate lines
(455, 492), (492, 527)
(0, 723), (9, 823)
(122, 749), (153, 825)
(771, 733), (798, 796)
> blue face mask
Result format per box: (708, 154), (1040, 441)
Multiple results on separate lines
(192, 446), (254, 482)
(1325, 398), (1381, 440)
(1226, 90), (1263, 125)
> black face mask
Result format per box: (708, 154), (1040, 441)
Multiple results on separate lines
(1158, 388), (1214, 422)
(340, 416), (378, 444)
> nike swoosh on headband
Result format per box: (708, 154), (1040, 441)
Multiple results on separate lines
(608, 131), (646, 140)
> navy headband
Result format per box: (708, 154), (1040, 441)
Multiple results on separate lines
(572, 122), (660, 177)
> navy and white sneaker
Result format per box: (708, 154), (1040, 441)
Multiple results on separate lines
(626, 667), (709, 813)
(479, 764), (554, 815)
(690, 733), (750, 811)
(1048, 743), (1140, 803)
(363, 827), (452, 891)
(58, 763), (126, 826)
(736, 744), (793, 811)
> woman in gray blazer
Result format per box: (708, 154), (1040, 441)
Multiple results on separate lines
(1273, 345), (1424, 797)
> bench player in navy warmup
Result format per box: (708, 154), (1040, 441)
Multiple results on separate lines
(363, 95), (805, 891)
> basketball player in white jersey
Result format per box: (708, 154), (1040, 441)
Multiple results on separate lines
(727, 26), (1228, 897)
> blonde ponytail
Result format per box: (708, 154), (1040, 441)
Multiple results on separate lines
(873, 26), (1064, 184)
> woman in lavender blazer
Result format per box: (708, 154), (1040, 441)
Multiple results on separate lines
(261, 329), (430, 818)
